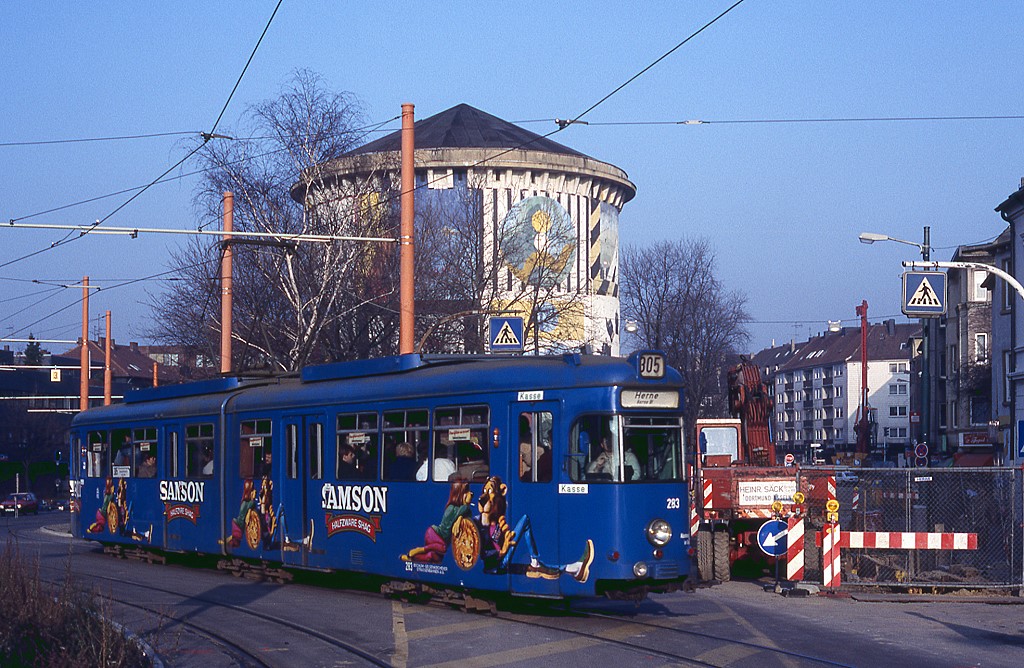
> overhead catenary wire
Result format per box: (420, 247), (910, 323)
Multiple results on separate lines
(6, 256), (224, 340)
(1, 0), (285, 271)
(0, 131), (201, 148)
(5, 117), (398, 226)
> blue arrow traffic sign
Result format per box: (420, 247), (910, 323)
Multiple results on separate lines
(902, 271), (946, 317)
(757, 519), (789, 557)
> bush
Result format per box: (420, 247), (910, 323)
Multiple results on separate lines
(0, 541), (151, 667)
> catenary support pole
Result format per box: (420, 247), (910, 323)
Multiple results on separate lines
(399, 103), (415, 355)
(104, 311), (112, 406)
(80, 276), (89, 412)
(221, 192), (234, 375)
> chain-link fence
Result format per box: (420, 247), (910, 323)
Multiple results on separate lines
(797, 467), (1023, 589)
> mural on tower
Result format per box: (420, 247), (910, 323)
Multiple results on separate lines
(502, 196), (575, 289)
(590, 202), (619, 297)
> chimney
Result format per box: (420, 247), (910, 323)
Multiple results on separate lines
(130, 341), (139, 352)
(885, 319), (896, 336)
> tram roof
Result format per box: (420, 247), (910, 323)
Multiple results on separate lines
(71, 353), (681, 427)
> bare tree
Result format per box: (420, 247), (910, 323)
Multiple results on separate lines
(150, 70), (399, 372)
(620, 238), (750, 428)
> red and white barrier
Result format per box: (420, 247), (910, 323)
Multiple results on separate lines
(786, 517), (805, 582)
(822, 523), (841, 588)
(826, 475), (836, 501)
(843, 531), (977, 550)
(689, 494), (700, 538)
(852, 488), (859, 512)
(702, 478), (713, 510)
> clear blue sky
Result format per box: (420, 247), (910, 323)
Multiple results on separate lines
(2, 2), (1022, 353)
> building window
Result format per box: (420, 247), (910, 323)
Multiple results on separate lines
(889, 384), (908, 395)
(972, 269), (989, 302)
(975, 333), (988, 362)
(835, 386), (843, 397)
(969, 397), (990, 426)
(1004, 350), (1013, 405)
(889, 405), (908, 417)
(1002, 259), (1013, 311)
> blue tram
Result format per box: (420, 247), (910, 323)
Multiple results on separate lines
(70, 351), (690, 599)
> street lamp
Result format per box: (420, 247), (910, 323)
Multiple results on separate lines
(858, 226), (932, 451)
(858, 231), (930, 260)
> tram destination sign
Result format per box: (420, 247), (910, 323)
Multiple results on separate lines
(620, 389), (678, 409)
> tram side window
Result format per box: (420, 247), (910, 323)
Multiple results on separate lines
(133, 427), (158, 478)
(337, 412), (378, 481)
(167, 430), (180, 478)
(309, 422), (324, 480)
(383, 409), (428, 481)
(519, 412), (553, 483)
(623, 416), (684, 482)
(110, 429), (134, 477)
(240, 419), (273, 479)
(186, 423), (215, 478)
(432, 406), (490, 482)
(569, 416), (618, 482)
(86, 431), (107, 478)
(285, 424), (299, 479)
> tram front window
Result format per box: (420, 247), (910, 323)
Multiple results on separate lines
(570, 415), (683, 483)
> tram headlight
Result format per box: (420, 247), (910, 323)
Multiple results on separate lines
(645, 518), (672, 547)
(633, 561), (649, 578)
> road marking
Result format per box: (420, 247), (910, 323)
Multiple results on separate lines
(694, 642), (761, 665)
(708, 600), (800, 668)
(419, 637), (601, 668)
(405, 618), (495, 641)
(391, 600), (408, 668)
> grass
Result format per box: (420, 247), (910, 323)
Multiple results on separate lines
(0, 540), (151, 667)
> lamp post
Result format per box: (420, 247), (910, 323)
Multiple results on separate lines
(859, 226), (932, 451)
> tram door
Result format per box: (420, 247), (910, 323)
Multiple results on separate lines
(281, 414), (325, 568)
(509, 403), (561, 596)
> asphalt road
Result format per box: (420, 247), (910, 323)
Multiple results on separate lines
(3, 512), (1022, 667)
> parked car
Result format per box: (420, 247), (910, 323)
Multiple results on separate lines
(0, 492), (39, 515)
(836, 470), (859, 484)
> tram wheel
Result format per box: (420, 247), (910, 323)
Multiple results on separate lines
(713, 530), (731, 582)
(696, 528), (714, 581)
(107, 505), (120, 536)
(245, 509), (262, 550)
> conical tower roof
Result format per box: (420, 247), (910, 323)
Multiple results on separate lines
(349, 103), (585, 158)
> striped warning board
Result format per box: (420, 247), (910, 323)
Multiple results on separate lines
(815, 531), (977, 550)
(786, 517), (805, 582)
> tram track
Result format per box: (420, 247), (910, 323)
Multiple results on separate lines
(35, 563), (392, 667)
(20, 521), (850, 666)
(17, 523), (390, 667)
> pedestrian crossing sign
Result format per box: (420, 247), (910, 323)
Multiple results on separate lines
(902, 271), (946, 317)
(489, 317), (524, 352)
